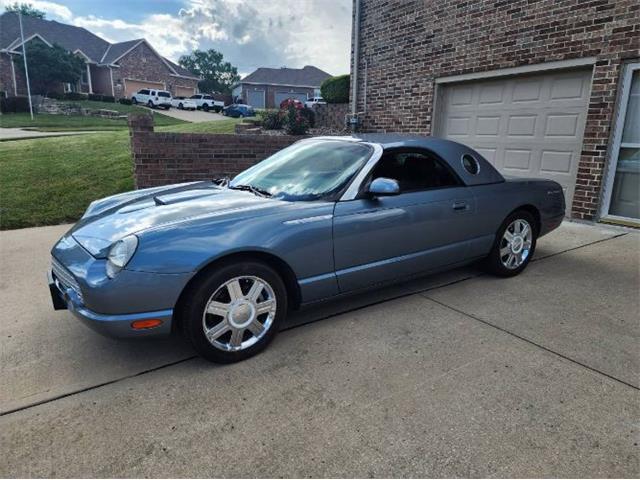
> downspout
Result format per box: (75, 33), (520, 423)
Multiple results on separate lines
(349, 0), (361, 131)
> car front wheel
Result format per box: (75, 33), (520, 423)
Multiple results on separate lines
(131, 97), (137, 104)
(484, 210), (537, 277)
(178, 103), (183, 109)
(180, 261), (287, 363)
(202, 104), (209, 112)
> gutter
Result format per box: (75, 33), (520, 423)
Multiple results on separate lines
(349, 0), (361, 131)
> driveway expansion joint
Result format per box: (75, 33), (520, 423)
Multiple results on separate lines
(422, 295), (639, 391)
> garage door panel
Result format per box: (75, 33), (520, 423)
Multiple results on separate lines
(125, 79), (164, 98)
(438, 68), (592, 209)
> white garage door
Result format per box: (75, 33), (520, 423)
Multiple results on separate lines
(436, 69), (592, 206)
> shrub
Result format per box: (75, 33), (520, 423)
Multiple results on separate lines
(320, 74), (349, 103)
(46, 92), (64, 100)
(118, 98), (132, 105)
(101, 95), (115, 103)
(88, 93), (103, 102)
(63, 92), (88, 101)
(283, 103), (309, 135)
(260, 109), (284, 130)
(299, 107), (315, 128)
(0, 96), (30, 113)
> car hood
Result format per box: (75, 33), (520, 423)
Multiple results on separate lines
(70, 182), (286, 257)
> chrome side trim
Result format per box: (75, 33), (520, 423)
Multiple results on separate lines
(340, 142), (384, 201)
(283, 214), (333, 225)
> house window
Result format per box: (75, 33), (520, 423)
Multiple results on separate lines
(603, 63), (640, 222)
(81, 68), (89, 84)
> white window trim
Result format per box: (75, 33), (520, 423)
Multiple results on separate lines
(599, 62), (640, 222)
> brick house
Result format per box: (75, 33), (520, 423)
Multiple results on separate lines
(232, 65), (331, 109)
(350, 0), (639, 223)
(0, 12), (200, 100)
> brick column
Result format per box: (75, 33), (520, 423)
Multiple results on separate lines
(128, 113), (154, 189)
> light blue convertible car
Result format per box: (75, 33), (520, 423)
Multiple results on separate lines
(49, 135), (565, 363)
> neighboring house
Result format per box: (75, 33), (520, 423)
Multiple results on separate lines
(233, 65), (331, 109)
(350, 0), (639, 224)
(0, 12), (200, 99)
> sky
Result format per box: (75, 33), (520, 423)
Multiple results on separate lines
(1, 0), (353, 76)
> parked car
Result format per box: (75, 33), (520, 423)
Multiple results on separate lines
(131, 89), (171, 109)
(223, 103), (255, 118)
(48, 135), (565, 363)
(279, 98), (304, 109)
(305, 97), (326, 108)
(190, 94), (224, 112)
(171, 96), (197, 110)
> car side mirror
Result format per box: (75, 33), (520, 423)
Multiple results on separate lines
(367, 177), (400, 197)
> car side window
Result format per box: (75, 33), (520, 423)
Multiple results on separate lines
(369, 150), (460, 192)
(139, 89), (149, 95)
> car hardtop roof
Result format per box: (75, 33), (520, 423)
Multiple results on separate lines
(310, 134), (505, 186)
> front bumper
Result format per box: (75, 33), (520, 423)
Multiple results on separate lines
(48, 270), (173, 338)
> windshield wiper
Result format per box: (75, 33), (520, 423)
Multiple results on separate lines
(228, 184), (272, 197)
(212, 176), (230, 187)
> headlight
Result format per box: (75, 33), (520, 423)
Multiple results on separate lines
(106, 235), (138, 278)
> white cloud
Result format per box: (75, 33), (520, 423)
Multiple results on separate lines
(1, 0), (352, 76)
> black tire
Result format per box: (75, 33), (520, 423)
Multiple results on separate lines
(147, 100), (154, 109)
(483, 210), (537, 277)
(178, 103), (183, 110)
(131, 97), (137, 104)
(202, 103), (209, 112)
(180, 261), (288, 363)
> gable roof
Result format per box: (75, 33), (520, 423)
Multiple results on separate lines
(0, 12), (199, 79)
(240, 65), (331, 87)
(1, 12), (108, 62)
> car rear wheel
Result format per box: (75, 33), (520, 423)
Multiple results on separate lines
(180, 261), (287, 363)
(178, 102), (183, 109)
(147, 100), (154, 108)
(131, 97), (137, 104)
(202, 103), (209, 112)
(483, 210), (537, 277)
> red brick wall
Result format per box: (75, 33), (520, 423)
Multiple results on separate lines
(312, 103), (349, 129)
(352, 0), (640, 219)
(112, 42), (199, 100)
(0, 53), (27, 96)
(128, 113), (299, 188)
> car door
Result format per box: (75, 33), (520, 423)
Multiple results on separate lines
(333, 149), (477, 292)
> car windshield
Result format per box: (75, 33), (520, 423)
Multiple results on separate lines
(229, 140), (372, 201)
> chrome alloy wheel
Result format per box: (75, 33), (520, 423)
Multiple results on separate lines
(499, 219), (533, 269)
(202, 276), (277, 352)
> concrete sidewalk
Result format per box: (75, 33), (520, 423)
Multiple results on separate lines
(0, 221), (638, 477)
(0, 127), (101, 141)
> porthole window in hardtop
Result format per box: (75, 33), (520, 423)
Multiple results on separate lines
(462, 154), (480, 175)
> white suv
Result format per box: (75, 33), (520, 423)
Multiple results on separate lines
(190, 94), (224, 112)
(131, 89), (172, 109)
(305, 96), (326, 108)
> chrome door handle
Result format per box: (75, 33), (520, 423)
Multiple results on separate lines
(452, 201), (468, 211)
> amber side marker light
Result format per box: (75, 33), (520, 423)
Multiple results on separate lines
(131, 319), (163, 330)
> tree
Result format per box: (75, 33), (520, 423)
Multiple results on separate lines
(13, 40), (85, 95)
(178, 49), (240, 94)
(5, 2), (46, 18)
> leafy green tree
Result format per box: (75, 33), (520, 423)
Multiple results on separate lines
(5, 2), (46, 18)
(178, 49), (240, 94)
(13, 40), (85, 95)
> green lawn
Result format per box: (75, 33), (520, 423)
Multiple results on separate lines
(0, 100), (185, 131)
(0, 119), (242, 230)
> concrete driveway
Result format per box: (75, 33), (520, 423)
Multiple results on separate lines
(0, 221), (638, 477)
(147, 106), (227, 123)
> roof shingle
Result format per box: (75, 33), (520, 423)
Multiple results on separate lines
(240, 65), (331, 87)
